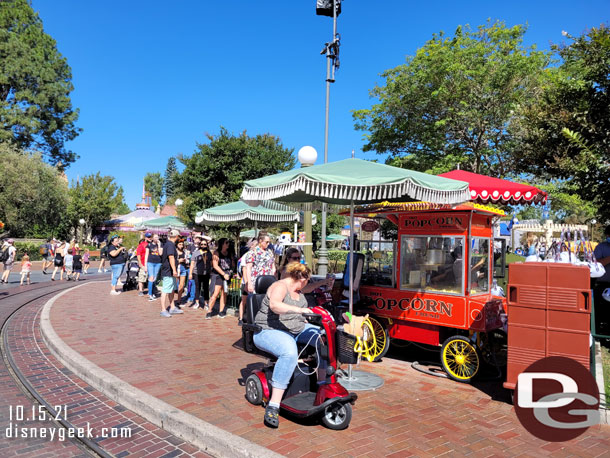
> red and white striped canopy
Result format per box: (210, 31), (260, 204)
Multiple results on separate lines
(438, 170), (547, 205)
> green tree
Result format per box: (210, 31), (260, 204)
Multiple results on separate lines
(113, 186), (131, 215)
(353, 21), (551, 177)
(312, 212), (346, 250)
(144, 172), (164, 205)
(66, 173), (129, 239)
(163, 157), (179, 202)
(179, 127), (296, 226)
(514, 25), (610, 222)
(513, 182), (597, 225)
(0, 0), (80, 167)
(0, 144), (68, 237)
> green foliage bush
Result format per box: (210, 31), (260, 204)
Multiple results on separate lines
(321, 250), (348, 262)
(14, 242), (44, 261)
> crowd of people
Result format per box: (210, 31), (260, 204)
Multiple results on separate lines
(0, 238), (91, 285)
(103, 230), (307, 321)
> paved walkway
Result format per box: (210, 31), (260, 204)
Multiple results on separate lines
(0, 260), (110, 290)
(46, 281), (610, 457)
(0, 281), (211, 458)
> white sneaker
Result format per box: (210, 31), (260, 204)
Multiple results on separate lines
(98, 269), (102, 273)
(104, 269), (109, 273)
(110, 290), (121, 295)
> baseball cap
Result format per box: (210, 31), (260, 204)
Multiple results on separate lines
(169, 229), (180, 237)
(110, 234), (119, 241)
(145, 232), (152, 238)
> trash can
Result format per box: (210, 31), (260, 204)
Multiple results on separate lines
(503, 262), (591, 390)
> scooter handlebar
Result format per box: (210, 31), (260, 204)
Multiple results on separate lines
(303, 313), (323, 324)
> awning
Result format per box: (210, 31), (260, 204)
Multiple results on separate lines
(438, 170), (547, 205)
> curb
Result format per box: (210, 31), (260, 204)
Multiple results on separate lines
(40, 282), (282, 458)
(594, 340), (609, 425)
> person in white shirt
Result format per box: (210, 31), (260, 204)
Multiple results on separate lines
(1, 239), (17, 284)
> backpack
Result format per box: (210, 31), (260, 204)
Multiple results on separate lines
(0, 246), (10, 263)
(40, 243), (49, 256)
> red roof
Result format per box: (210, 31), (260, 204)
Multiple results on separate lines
(438, 170), (547, 205)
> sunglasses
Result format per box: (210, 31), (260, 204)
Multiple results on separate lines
(289, 256), (301, 261)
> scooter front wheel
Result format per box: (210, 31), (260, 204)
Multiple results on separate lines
(321, 402), (352, 430)
(245, 374), (263, 405)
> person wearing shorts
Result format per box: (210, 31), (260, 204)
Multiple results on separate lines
(136, 233), (152, 297)
(42, 238), (55, 274)
(82, 249), (90, 275)
(159, 230), (183, 318)
(72, 248), (83, 281)
(1, 239), (17, 284)
(98, 242), (109, 273)
(51, 241), (65, 281)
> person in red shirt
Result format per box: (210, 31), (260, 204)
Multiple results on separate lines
(136, 233), (152, 297)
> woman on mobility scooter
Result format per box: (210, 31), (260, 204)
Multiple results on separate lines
(252, 263), (329, 428)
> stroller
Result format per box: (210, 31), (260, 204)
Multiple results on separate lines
(122, 254), (140, 292)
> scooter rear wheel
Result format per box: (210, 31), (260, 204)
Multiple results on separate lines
(321, 402), (352, 430)
(245, 374), (263, 405)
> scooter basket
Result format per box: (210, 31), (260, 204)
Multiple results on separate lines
(336, 329), (359, 364)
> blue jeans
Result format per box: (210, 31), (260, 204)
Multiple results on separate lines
(147, 262), (161, 297)
(187, 279), (195, 301)
(253, 323), (325, 390)
(110, 263), (124, 287)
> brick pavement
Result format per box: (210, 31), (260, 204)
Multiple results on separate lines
(47, 281), (610, 457)
(0, 285), (88, 457)
(0, 282), (212, 458)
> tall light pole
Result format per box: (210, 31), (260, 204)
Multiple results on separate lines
(78, 218), (86, 246)
(298, 146), (318, 267)
(317, 0), (341, 276)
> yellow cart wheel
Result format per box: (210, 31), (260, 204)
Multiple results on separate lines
(440, 335), (480, 383)
(364, 317), (390, 362)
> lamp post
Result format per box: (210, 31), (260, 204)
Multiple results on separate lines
(298, 146), (317, 267)
(78, 218), (86, 246)
(318, 0), (340, 277)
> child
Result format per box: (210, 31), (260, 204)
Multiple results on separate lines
(20, 253), (32, 285)
(64, 249), (74, 281)
(72, 248), (83, 281)
(82, 248), (90, 275)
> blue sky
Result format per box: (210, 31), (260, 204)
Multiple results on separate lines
(32, 1), (608, 209)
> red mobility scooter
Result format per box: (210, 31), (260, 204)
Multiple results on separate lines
(242, 275), (358, 430)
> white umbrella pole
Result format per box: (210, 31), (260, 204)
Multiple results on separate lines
(348, 199), (354, 380)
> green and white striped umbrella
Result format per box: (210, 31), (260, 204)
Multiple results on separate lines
(195, 200), (299, 225)
(241, 158), (469, 210)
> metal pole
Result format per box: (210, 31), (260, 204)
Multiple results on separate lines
(347, 197), (354, 380)
(254, 220), (258, 238)
(317, 0), (338, 277)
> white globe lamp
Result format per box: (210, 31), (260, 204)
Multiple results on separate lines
(297, 146), (317, 167)
(175, 198), (183, 206)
